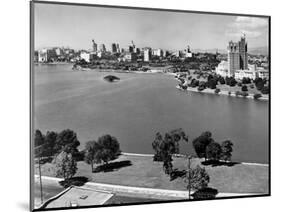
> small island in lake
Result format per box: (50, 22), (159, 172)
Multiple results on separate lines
(104, 75), (120, 82)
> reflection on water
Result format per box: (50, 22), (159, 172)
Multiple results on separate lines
(34, 65), (269, 163)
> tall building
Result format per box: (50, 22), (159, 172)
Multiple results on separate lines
(227, 35), (248, 76)
(238, 35), (248, 70)
(184, 45), (192, 58)
(144, 48), (151, 62)
(116, 44), (120, 53)
(111, 43), (117, 53)
(92, 39), (98, 52)
(99, 44), (106, 52)
(227, 41), (240, 76)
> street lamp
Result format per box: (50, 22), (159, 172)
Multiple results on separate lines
(35, 145), (44, 204)
(187, 155), (193, 200)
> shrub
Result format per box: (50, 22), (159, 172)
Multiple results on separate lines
(59, 177), (88, 188)
(192, 187), (218, 200)
(198, 86), (205, 91)
(254, 93), (262, 99)
(214, 88), (220, 94)
(235, 91), (242, 96)
(241, 92), (249, 97)
(242, 77), (251, 84)
(228, 91), (232, 96)
(250, 84), (255, 89)
(229, 78), (237, 87)
(261, 86), (269, 94)
(237, 82), (242, 87)
(241, 85), (248, 92)
(219, 77), (225, 85)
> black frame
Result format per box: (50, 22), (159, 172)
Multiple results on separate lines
(30, 1), (271, 211)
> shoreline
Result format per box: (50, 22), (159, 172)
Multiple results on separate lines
(73, 66), (269, 102)
(175, 83), (269, 101)
(176, 86), (269, 101)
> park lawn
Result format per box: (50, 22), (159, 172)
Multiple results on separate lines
(35, 154), (268, 194)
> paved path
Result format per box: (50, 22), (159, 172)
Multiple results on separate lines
(35, 175), (264, 201)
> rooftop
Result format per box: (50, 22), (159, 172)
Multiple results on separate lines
(42, 186), (114, 209)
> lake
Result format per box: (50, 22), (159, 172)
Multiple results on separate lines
(34, 64), (269, 163)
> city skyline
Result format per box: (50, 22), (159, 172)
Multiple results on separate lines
(34, 3), (269, 51)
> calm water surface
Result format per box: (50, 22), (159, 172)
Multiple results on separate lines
(34, 64), (269, 163)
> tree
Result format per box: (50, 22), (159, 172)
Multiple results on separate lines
(94, 134), (121, 164)
(254, 78), (265, 90)
(152, 129), (188, 176)
(219, 77), (225, 85)
(53, 151), (77, 180)
(192, 131), (214, 160)
(35, 129), (44, 147)
(34, 130), (45, 157)
(206, 142), (222, 161)
(220, 140), (233, 161)
(152, 132), (163, 161)
(242, 77), (251, 84)
(241, 85), (248, 92)
(185, 165), (210, 192)
(84, 140), (99, 172)
(207, 79), (217, 89)
(261, 86), (269, 94)
(43, 131), (58, 157)
(55, 129), (80, 154)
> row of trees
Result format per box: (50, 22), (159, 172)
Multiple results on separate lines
(192, 131), (233, 162)
(35, 129), (80, 157)
(35, 129), (121, 181)
(151, 129), (234, 199)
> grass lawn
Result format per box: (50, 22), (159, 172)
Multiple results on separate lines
(35, 154), (268, 194)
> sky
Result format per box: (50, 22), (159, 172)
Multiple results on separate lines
(34, 3), (269, 51)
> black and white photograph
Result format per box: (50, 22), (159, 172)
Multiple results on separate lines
(30, 1), (270, 211)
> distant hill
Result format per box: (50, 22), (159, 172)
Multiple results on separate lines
(192, 46), (268, 56)
(248, 47), (268, 56)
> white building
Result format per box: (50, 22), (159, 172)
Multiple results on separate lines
(80, 52), (90, 62)
(215, 61), (229, 77)
(257, 67), (269, 79)
(152, 49), (163, 57)
(144, 49), (151, 62)
(216, 61), (262, 80)
(234, 64), (258, 80)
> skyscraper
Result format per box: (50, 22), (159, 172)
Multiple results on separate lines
(144, 48), (151, 62)
(238, 35), (248, 70)
(116, 44), (120, 53)
(227, 41), (240, 76)
(227, 35), (248, 76)
(111, 43), (117, 53)
(92, 39), (98, 52)
(99, 44), (106, 52)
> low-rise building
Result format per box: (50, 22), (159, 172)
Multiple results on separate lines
(234, 65), (258, 80)
(38, 49), (57, 62)
(215, 61), (229, 77)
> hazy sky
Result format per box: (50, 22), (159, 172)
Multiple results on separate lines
(34, 3), (269, 51)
